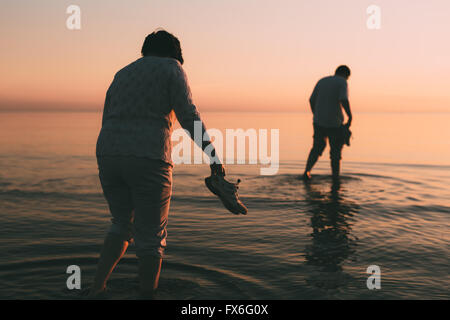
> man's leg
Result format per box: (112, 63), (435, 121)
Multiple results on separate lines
(329, 128), (344, 181)
(304, 125), (326, 179)
(331, 158), (340, 179)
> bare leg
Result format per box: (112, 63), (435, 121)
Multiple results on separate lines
(88, 233), (129, 297)
(331, 159), (340, 181)
(304, 148), (320, 177)
(330, 138), (343, 182)
(304, 127), (326, 180)
(305, 151), (317, 172)
(138, 255), (162, 299)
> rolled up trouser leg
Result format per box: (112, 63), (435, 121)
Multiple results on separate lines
(122, 157), (173, 259)
(97, 156), (134, 242)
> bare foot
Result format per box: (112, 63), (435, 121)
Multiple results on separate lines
(302, 171), (312, 181)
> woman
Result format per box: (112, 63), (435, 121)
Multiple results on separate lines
(89, 30), (244, 299)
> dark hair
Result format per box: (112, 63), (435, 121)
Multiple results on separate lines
(141, 30), (184, 64)
(335, 65), (351, 78)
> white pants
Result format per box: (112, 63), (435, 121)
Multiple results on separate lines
(97, 156), (173, 258)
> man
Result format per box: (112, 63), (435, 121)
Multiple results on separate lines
(303, 65), (353, 181)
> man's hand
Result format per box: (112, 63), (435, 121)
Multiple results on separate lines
(210, 163), (225, 176)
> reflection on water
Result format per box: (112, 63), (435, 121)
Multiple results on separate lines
(303, 177), (359, 289)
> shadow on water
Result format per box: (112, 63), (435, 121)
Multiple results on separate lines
(301, 176), (360, 291)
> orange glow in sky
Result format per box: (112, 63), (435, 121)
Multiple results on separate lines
(0, 0), (449, 112)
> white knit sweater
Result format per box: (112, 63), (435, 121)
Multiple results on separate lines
(96, 56), (207, 164)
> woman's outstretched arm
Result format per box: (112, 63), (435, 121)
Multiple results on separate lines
(169, 61), (225, 176)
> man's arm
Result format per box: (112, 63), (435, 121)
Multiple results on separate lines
(340, 99), (352, 126)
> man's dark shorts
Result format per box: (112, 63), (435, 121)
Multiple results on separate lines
(311, 123), (345, 161)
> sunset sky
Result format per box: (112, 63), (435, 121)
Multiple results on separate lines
(0, 0), (449, 112)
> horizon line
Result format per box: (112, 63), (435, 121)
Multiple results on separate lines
(0, 108), (449, 114)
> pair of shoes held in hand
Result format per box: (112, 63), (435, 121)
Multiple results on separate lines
(205, 164), (248, 215)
